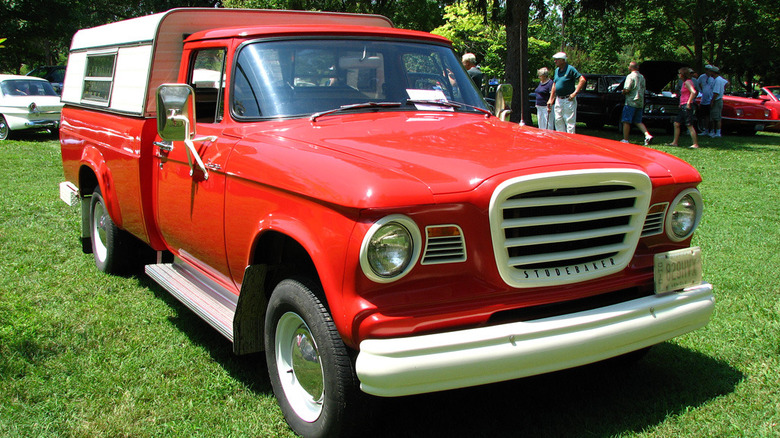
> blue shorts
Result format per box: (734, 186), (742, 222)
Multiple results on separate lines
(621, 105), (643, 124)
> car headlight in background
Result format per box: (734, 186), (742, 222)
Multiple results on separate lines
(360, 215), (421, 283)
(665, 188), (703, 241)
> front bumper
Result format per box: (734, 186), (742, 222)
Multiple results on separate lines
(356, 283), (714, 397)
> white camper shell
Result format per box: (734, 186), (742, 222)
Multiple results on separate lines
(62, 8), (393, 117)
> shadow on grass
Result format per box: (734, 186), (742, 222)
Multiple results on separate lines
(138, 275), (741, 437)
(371, 344), (742, 437)
(135, 275), (272, 395)
(578, 125), (780, 152)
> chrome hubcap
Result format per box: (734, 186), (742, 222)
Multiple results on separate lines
(92, 201), (108, 262)
(276, 312), (324, 422)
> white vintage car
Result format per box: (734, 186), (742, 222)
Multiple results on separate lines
(0, 74), (63, 140)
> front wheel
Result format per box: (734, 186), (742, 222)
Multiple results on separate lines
(265, 278), (366, 438)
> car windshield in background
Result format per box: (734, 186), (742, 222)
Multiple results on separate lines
(233, 39), (487, 119)
(1, 79), (58, 97)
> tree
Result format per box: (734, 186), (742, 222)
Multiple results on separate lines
(222, 0), (451, 31)
(0, 0), (219, 74)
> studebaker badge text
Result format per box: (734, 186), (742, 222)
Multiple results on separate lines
(523, 257), (617, 279)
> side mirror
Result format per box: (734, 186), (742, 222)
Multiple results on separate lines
(157, 84), (196, 141)
(494, 83), (513, 121)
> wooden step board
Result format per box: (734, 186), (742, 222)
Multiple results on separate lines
(146, 263), (236, 342)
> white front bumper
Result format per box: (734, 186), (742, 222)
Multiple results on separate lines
(356, 283), (714, 397)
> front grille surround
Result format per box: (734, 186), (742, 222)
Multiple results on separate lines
(489, 169), (652, 288)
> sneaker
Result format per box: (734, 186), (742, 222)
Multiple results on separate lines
(620, 139), (630, 143)
(712, 132), (721, 138)
(700, 130), (709, 136)
(708, 132), (717, 138)
(644, 135), (653, 146)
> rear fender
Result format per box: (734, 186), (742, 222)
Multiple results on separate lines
(79, 146), (122, 228)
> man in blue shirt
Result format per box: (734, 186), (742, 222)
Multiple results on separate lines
(546, 52), (587, 133)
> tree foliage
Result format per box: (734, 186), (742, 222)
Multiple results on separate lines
(0, 0), (777, 95)
(221, 0), (450, 31)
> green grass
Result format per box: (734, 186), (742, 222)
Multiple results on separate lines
(1, 128), (778, 437)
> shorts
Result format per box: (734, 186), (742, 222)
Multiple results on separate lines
(621, 105), (643, 124)
(710, 99), (723, 121)
(675, 105), (696, 126)
(698, 103), (711, 118)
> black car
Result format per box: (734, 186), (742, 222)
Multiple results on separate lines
(26, 65), (65, 95)
(532, 61), (684, 132)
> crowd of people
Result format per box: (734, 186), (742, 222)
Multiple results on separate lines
(527, 52), (730, 148)
(463, 51), (730, 149)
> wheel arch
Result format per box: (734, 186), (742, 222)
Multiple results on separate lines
(233, 230), (324, 355)
(77, 147), (123, 228)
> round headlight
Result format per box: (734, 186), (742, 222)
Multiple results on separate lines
(665, 188), (703, 241)
(360, 215), (421, 283)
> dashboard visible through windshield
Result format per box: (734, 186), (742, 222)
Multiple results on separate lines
(232, 39), (488, 119)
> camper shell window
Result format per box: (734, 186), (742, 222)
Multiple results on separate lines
(82, 53), (117, 105)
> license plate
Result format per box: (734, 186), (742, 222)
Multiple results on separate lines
(654, 247), (703, 294)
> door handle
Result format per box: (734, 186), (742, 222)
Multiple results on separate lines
(154, 141), (173, 153)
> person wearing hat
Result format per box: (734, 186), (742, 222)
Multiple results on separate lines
(546, 51), (587, 133)
(708, 65), (729, 137)
(697, 65), (716, 135)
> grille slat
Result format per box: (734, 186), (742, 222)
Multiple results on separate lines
(502, 206), (641, 228)
(489, 170), (652, 288)
(505, 224), (634, 247)
(508, 242), (630, 267)
(502, 189), (645, 208)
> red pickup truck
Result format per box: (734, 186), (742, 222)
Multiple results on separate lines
(59, 8), (714, 437)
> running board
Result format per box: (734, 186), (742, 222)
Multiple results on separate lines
(145, 263), (236, 342)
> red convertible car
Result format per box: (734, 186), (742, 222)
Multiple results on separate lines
(756, 86), (780, 131)
(721, 93), (780, 134)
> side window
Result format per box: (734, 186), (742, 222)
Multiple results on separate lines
(189, 48), (226, 123)
(82, 53), (117, 105)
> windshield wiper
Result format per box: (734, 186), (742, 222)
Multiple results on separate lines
(405, 99), (493, 117)
(310, 101), (402, 122)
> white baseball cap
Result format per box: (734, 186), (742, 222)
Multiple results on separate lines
(552, 52), (567, 60)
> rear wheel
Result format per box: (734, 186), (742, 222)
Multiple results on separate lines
(265, 278), (365, 438)
(90, 187), (132, 274)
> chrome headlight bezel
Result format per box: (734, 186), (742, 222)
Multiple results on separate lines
(360, 214), (421, 283)
(665, 188), (703, 242)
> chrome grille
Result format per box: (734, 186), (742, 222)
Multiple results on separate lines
(490, 170), (652, 287)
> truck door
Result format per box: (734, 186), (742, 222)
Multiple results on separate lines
(155, 47), (236, 284)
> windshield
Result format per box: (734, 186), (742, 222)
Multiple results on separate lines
(1, 79), (58, 97)
(232, 39), (488, 119)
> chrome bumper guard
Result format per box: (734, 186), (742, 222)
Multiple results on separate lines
(356, 283), (714, 397)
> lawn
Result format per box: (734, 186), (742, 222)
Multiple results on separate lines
(1, 128), (778, 437)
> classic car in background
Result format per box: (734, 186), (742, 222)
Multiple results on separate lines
(26, 65), (66, 95)
(0, 74), (63, 140)
(757, 86), (780, 131)
(720, 94), (780, 134)
(531, 61), (682, 132)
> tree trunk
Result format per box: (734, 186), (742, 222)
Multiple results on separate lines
(506, 0), (532, 125)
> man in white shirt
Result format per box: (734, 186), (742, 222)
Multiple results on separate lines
(709, 66), (729, 138)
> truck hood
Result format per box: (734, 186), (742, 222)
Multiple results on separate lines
(230, 111), (698, 208)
